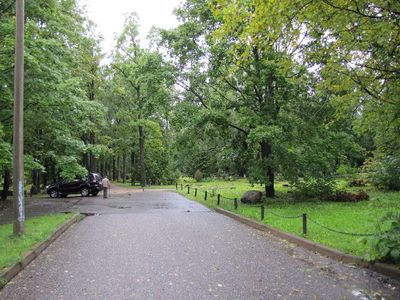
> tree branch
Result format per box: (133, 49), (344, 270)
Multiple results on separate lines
(112, 64), (140, 93)
(321, 0), (385, 19)
(175, 80), (209, 109)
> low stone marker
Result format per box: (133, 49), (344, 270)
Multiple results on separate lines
(240, 190), (262, 204)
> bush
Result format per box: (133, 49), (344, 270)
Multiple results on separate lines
(202, 176), (218, 182)
(322, 190), (369, 202)
(336, 163), (358, 178)
(362, 212), (400, 264)
(177, 176), (196, 184)
(348, 179), (366, 187)
(293, 177), (335, 200)
(363, 156), (400, 190)
(193, 169), (203, 182)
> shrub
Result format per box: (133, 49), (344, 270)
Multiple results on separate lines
(193, 169), (203, 182)
(322, 190), (369, 202)
(178, 176), (196, 184)
(336, 163), (358, 179)
(202, 176), (218, 182)
(348, 179), (366, 187)
(362, 212), (400, 264)
(293, 177), (335, 200)
(363, 156), (400, 190)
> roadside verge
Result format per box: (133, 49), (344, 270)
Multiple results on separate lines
(215, 208), (400, 280)
(0, 213), (84, 289)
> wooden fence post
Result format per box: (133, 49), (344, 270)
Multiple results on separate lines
(261, 205), (264, 221)
(303, 213), (307, 237)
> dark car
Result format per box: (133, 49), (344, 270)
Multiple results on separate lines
(46, 173), (103, 198)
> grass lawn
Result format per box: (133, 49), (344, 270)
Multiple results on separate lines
(113, 181), (176, 190)
(0, 213), (73, 270)
(175, 179), (400, 258)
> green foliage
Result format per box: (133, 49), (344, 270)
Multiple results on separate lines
(144, 122), (177, 184)
(336, 163), (358, 179)
(293, 177), (336, 200)
(0, 277), (7, 289)
(206, 0), (399, 198)
(322, 190), (369, 202)
(103, 14), (176, 186)
(24, 155), (45, 174)
(193, 169), (203, 182)
(362, 212), (400, 263)
(0, 125), (11, 171)
(0, 0), (397, 207)
(159, 0), (367, 197)
(178, 176), (196, 184)
(0, 0), (106, 187)
(364, 156), (400, 191)
(348, 179), (367, 188)
(56, 156), (87, 180)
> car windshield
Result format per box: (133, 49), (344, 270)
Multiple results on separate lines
(89, 173), (102, 182)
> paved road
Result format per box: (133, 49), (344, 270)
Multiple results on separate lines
(0, 187), (178, 224)
(1, 191), (399, 299)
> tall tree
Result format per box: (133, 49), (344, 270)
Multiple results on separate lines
(158, 0), (361, 196)
(109, 14), (175, 186)
(1, 0), (106, 198)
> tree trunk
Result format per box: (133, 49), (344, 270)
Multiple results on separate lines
(261, 141), (275, 197)
(1, 169), (11, 201)
(107, 158), (112, 178)
(99, 158), (103, 175)
(89, 133), (96, 172)
(42, 165), (48, 188)
(31, 169), (40, 194)
(139, 125), (146, 187)
(112, 156), (116, 181)
(116, 155), (120, 181)
(131, 150), (135, 186)
(50, 163), (56, 183)
(122, 153), (127, 184)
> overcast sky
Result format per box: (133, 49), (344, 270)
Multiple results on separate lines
(79, 0), (182, 54)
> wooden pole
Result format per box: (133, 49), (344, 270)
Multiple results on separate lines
(13, 0), (25, 235)
(302, 213), (307, 237)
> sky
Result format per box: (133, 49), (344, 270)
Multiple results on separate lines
(80, 0), (182, 54)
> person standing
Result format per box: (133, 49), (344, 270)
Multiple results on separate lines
(101, 175), (111, 198)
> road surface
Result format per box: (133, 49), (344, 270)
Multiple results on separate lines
(0, 189), (399, 299)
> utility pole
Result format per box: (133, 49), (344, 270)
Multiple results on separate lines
(13, 0), (25, 235)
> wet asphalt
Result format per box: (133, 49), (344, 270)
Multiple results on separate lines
(0, 191), (399, 299)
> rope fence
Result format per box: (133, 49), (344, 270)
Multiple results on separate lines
(269, 211), (303, 219)
(176, 183), (378, 238)
(307, 217), (377, 237)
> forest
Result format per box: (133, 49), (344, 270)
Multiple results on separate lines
(0, 0), (399, 201)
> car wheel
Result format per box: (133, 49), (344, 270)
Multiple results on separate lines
(92, 191), (99, 196)
(49, 189), (59, 198)
(80, 187), (90, 197)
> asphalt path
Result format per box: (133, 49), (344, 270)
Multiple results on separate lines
(0, 190), (399, 299)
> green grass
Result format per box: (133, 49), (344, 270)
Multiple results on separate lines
(113, 181), (176, 190)
(0, 213), (73, 270)
(175, 179), (400, 258)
